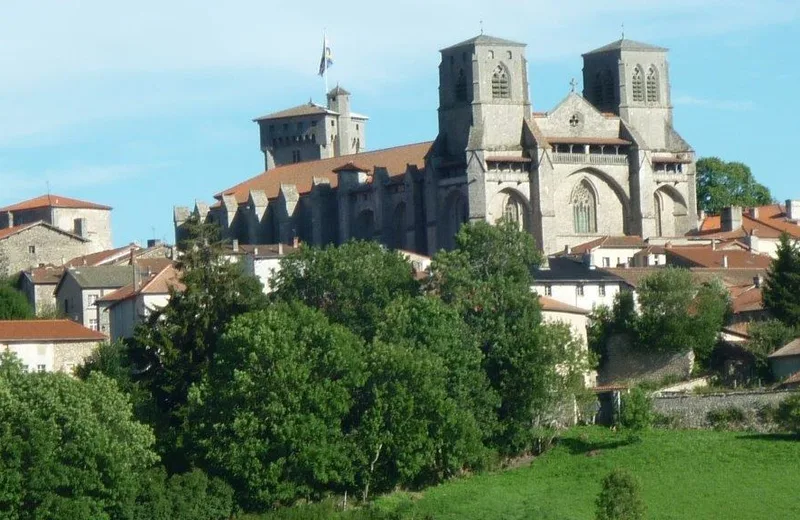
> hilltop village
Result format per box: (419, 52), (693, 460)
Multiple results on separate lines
(2, 32), (800, 520)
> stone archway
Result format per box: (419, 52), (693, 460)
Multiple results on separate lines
(654, 186), (689, 237)
(439, 190), (468, 250)
(490, 188), (531, 232)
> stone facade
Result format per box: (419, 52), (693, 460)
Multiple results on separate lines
(4, 339), (100, 374)
(653, 390), (794, 429)
(176, 35), (698, 256)
(0, 224), (94, 277)
(599, 332), (695, 385)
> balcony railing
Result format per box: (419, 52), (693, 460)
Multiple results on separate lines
(552, 153), (628, 166)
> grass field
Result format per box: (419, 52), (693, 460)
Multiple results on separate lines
(256, 427), (800, 520)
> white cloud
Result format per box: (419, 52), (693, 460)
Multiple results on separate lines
(672, 95), (755, 111)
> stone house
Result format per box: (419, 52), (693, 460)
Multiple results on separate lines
(224, 242), (296, 294)
(531, 256), (628, 311)
(0, 194), (113, 251)
(97, 264), (183, 342)
(18, 266), (64, 316)
(0, 222), (93, 277)
(54, 265), (134, 334)
(769, 339), (800, 381)
(176, 34), (698, 257)
(0, 319), (105, 374)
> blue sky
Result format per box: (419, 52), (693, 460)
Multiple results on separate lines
(1, 1), (798, 246)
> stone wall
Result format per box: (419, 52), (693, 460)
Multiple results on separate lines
(1, 226), (95, 277)
(653, 390), (794, 429)
(599, 333), (694, 384)
(53, 340), (102, 374)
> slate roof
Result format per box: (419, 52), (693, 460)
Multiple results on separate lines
(0, 194), (111, 212)
(533, 256), (625, 283)
(0, 320), (105, 342)
(215, 141), (432, 205)
(253, 102), (336, 122)
(583, 38), (668, 55)
(328, 85), (350, 96)
(441, 34), (526, 51)
(769, 339), (800, 358)
(63, 266), (134, 290)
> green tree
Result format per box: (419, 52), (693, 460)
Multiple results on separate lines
(619, 388), (654, 432)
(0, 352), (158, 519)
(186, 303), (367, 510)
(133, 467), (235, 520)
(0, 283), (33, 320)
(763, 233), (800, 326)
(696, 157), (772, 214)
(776, 393), (800, 436)
(745, 320), (798, 379)
(129, 215), (269, 471)
(595, 469), (646, 520)
(271, 240), (420, 341)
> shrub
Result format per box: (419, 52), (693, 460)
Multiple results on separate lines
(619, 388), (653, 431)
(595, 469), (646, 520)
(776, 393), (800, 435)
(707, 406), (747, 430)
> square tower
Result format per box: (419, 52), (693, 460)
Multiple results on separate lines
(438, 35), (531, 157)
(582, 38), (673, 149)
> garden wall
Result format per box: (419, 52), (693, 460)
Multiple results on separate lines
(599, 333), (694, 385)
(653, 390), (795, 429)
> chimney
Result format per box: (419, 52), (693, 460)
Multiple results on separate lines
(748, 207), (759, 219)
(5, 211), (13, 228)
(232, 239), (239, 253)
(292, 236), (299, 248)
(278, 242), (284, 255)
(564, 244), (571, 255)
(746, 229), (760, 252)
(147, 239), (163, 248)
(133, 261), (141, 291)
(711, 239), (717, 251)
(254, 247), (259, 255)
(721, 206), (742, 232)
(722, 255), (729, 268)
(786, 200), (800, 222)
(699, 209), (706, 222)
(753, 275), (763, 288)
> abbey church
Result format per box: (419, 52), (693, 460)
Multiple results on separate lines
(174, 34), (697, 255)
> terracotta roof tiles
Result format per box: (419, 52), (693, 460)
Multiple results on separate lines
(666, 247), (771, 269)
(571, 235), (646, 255)
(0, 194), (111, 212)
(0, 320), (105, 342)
(539, 295), (589, 315)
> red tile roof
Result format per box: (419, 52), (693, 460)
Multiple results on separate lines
(0, 320), (105, 342)
(729, 284), (763, 314)
(215, 142), (432, 205)
(25, 266), (65, 284)
(0, 221), (88, 243)
(722, 321), (753, 339)
(98, 264), (184, 307)
(65, 244), (140, 268)
(0, 194), (111, 212)
(698, 204), (800, 239)
(769, 339), (800, 358)
(666, 246), (771, 269)
(0, 222), (38, 240)
(539, 295), (589, 315)
(780, 370), (800, 387)
(571, 235), (646, 255)
(545, 136), (631, 145)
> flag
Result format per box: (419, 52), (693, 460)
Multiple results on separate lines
(318, 36), (333, 76)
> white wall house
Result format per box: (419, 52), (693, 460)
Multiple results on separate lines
(0, 319), (105, 374)
(54, 266), (134, 335)
(532, 256), (629, 312)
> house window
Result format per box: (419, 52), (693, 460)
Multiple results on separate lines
(544, 284), (552, 296)
(602, 257), (611, 267)
(89, 318), (98, 331)
(576, 285), (585, 297)
(571, 180), (597, 234)
(63, 299), (69, 313)
(331, 120), (335, 127)
(28, 245), (36, 254)
(599, 284), (606, 296)
(632, 66), (644, 102)
(292, 150), (301, 163)
(282, 123), (288, 131)
(311, 120), (317, 127)
(37, 364), (46, 373)
(88, 294), (97, 305)
(491, 65), (510, 98)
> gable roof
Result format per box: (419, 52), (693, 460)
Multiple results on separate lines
(22, 266), (64, 285)
(665, 246), (772, 269)
(215, 141), (432, 205)
(698, 204), (800, 239)
(571, 236), (647, 255)
(0, 221), (89, 243)
(769, 338), (800, 359)
(583, 38), (668, 55)
(441, 34), (526, 51)
(539, 295), (589, 315)
(0, 319), (105, 342)
(533, 256), (625, 283)
(64, 243), (140, 268)
(253, 102), (337, 122)
(0, 194), (111, 212)
(98, 264), (184, 308)
(606, 267), (766, 289)
(60, 265), (134, 291)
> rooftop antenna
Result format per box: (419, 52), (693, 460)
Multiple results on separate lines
(621, 23), (625, 40)
(480, 20), (484, 35)
(570, 78), (577, 93)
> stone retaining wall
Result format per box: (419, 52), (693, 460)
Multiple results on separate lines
(653, 390), (795, 429)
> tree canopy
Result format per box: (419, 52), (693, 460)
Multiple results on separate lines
(0, 283), (33, 320)
(763, 233), (800, 326)
(696, 157), (772, 214)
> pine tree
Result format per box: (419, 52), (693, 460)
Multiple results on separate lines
(763, 233), (800, 326)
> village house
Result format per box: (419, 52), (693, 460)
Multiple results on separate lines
(54, 265), (135, 334)
(696, 203), (800, 257)
(97, 264), (183, 342)
(768, 339), (800, 382)
(0, 222), (92, 277)
(0, 319), (105, 374)
(531, 256), (627, 311)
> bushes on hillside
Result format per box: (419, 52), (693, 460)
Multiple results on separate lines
(619, 388), (654, 432)
(777, 393), (800, 435)
(595, 469), (645, 520)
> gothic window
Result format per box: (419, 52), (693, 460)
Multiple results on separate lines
(492, 65), (510, 99)
(572, 180), (597, 234)
(632, 66), (644, 102)
(654, 193), (663, 237)
(646, 66), (659, 102)
(455, 69), (468, 102)
(488, 50), (494, 59)
(593, 72), (603, 105)
(504, 197), (521, 227)
(603, 70), (615, 106)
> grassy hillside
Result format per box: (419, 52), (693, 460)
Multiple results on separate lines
(254, 427), (800, 520)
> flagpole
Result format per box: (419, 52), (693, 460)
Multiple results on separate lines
(323, 31), (329, 99)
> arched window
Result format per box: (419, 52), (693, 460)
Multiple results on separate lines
(455, 69), (467, 102)
(632, 66), (644, 102)
(392, 203), (407, 249)
(646, 66), (659, 102)
(603, 70), (615, 106)
(572, 181), (597, 234)
(492, 65), (510, 99)
(504, 197), (521, 227)
(593, 72), (603, 106)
